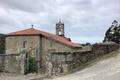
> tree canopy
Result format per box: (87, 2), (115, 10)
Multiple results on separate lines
(104, 20), (120, 44)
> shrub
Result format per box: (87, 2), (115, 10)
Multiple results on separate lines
(28, 56), (38, 73)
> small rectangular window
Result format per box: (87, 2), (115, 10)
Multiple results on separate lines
(50, 40), (53, 47)
(23, 41), (27, 48)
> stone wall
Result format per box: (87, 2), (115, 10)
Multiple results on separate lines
(46, 51), (93, 75)
(6, 36), (40, 54)
(6, 35), (81, 55)
(92, 43), (119, 56)
(1, 41), (119, 75)
(5, 35), (81, 74)
(40, 36), (81, 72)
(42, 36), (81, 53)
(0, 52), (26, 74)
(0, 55), (5, 72)
(46, 43), (119, 75)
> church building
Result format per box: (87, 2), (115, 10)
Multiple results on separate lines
(5, 21), (81, 73)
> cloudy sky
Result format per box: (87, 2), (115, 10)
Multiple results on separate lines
(0, 0), (120, 43)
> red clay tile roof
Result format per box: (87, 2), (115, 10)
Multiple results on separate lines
(6, 28), (81, 48)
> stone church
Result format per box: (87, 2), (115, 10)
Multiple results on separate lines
(5, 21), (81, 73)
(6, 21), (81, 53)
(1, 21), (119, 75)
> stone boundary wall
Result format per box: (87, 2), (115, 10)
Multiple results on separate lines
(46, 51), (92, 75)
(92, 43), (119, 56)
(46, 43), (119, 75)
(0, 52), (26, 74)
(0, 43), (119, 75)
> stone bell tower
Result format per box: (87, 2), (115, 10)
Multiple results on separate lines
(56, 20), (65, 37)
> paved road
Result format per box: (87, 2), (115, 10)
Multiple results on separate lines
(46, 50), (120, 80)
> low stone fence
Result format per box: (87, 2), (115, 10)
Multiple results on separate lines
(0, 52), (26, 74)
(46, 51), (93, 75)
(92, 43), (119, 56)
(46, 43), (119, 75)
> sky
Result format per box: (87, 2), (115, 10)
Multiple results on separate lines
(0, 0), (120, 43)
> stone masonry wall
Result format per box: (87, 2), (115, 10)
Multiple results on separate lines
(6, 36), (40, 54)
(92, 43), (119, 56)
(46, 43), (119, 75)
(46, 51), (92, 75)
(40, 36), (81, 73)
(0, 55), (5, 72)
(5, 35), (81, 74)
(42, 36), (80, 53)
(41, 36), (81, 61)
(0, 52), (26, 74)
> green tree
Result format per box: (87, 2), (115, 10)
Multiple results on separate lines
(104, 20), (120, 44)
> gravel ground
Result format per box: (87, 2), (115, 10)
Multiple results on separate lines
(0, 73), (44, 80)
